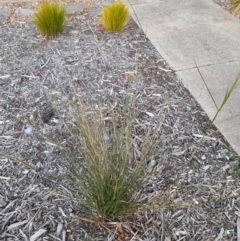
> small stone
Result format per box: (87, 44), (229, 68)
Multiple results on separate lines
(66, 4), (84, 14)
(201, 155), (206, 160)
(89, 8), (101, 18)
(24, 126), (33, 135)
(0, 198), (7, 208)
(15, 8), (33, 17)
(0, 9), (11, 25)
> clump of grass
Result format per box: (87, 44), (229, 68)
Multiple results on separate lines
(223, 221), (231, 230)
(65, 100), (157, 220)
(33, 2), (66, 37)
(101, 1), (129, 32)
(229, 0), (240, 15)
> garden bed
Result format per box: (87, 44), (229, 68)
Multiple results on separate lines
(0, 1), (240, 241)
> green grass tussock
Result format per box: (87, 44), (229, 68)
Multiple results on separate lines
(101, 1), (129, 32)
(66, 100), (158, 220)
(33, 2), (66, 37)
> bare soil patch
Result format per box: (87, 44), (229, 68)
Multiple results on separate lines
(0, 2), (240, 241)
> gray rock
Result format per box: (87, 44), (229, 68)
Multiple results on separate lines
(15, 8), (33, 17)
(89, 8), (101, 18)
(66, 4), (84, 14)
(0, 8), (10, 25)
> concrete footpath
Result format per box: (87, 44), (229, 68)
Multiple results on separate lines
(129, 0), (240, 155)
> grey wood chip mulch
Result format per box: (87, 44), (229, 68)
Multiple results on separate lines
(0, 3), (240, 241)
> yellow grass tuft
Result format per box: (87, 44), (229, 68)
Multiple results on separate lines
(33, 2), (66, 37)
(101, 1), (130, 32)
(229, 0), (240, 15)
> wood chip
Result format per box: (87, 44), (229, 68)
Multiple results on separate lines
(56, 222), (63, 236)
(214, 227), (224, 241)
(19, 229), (28, 241)
(30, 229), (47, 241)
(7, 220), (28, 230)
(237, 218), (240, 241)
(62, 229), (67, 241)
